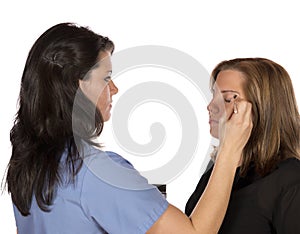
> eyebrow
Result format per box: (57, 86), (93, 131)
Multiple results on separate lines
(221, 90), (240, 94)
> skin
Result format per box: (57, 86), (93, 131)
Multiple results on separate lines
(80, 58), (253, 233)
(208, 69), (247, 139)
(79, 51), (118, 122)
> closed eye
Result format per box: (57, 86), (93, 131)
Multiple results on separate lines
(224, 94), (238, 103)
(104, 76), (111, 82)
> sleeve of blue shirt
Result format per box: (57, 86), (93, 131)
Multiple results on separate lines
(80, 150), (169, 234)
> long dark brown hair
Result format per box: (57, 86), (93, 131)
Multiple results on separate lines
(6, 23), (114, 216)
(211, 58), (300, 176)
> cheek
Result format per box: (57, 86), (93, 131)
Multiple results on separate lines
(224, 105), (233, 119)
(96, 86), (110, 111)
(80, 80), (107, 106)
(96, 98), (105, 112)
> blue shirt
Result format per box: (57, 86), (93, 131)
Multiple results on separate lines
(13, 143), (169, 234)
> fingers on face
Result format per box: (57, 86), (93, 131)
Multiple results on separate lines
(232, 100), (253, 130)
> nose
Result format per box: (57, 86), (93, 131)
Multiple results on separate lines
(207, 98), (219, 114)
(109, 80), (118, 96)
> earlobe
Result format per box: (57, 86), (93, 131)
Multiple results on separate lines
(78, 79), (84, 90)
(78, 79), (89, 95)
(78, 79), (86, 90)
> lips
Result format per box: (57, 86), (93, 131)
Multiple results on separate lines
(209, 118), (219, 124)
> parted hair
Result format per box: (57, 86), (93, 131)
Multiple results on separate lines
(211, 58), (300, 176)
(6, 23), (114, 216)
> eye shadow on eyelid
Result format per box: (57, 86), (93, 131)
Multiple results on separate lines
(224, 94), (238, 103)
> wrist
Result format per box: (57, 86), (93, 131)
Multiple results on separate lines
(216, 146), (242, 168)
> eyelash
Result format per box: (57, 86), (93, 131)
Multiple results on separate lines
(224, 94), (238, 103)
(104, 76), (111, 82)
(212, 92), (232, 103)
(212, 90), (237, 103)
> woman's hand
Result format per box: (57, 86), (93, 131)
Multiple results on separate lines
(218, 99), (253, 166)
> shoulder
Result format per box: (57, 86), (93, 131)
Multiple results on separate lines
(80, 143), (134, 170)
(105, 151), (135, 169)
(257, 158), (300, 190)
(255, 158), (300, 206)
(277, 157), (300, 171)
(271, 158), (300, 187)
(79, 145), (169, 233)
(81, 144), (154, 191)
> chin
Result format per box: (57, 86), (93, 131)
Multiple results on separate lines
(103, 114), (111, 122)
(210, 129), (219, 139)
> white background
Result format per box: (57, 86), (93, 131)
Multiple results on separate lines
(1, 0), (299, 232)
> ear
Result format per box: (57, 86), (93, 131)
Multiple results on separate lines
(78, 79), (90, 94)
(78, 79), (84, 90)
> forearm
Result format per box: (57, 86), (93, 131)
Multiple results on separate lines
(148, 151), (241, 234)
(190, 148), (239, 233)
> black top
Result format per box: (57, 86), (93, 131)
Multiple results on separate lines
(185, 158), (300, 234)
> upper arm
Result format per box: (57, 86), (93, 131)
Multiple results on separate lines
(81, 164), (169, 233)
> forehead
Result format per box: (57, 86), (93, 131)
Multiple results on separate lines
(85, 52), (112, 80)
(97, 51), (112, 70)
(214, 69), (245, 91)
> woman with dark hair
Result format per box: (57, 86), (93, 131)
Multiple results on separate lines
(185, 58), (300, 233)
(6, 23), (252, 233)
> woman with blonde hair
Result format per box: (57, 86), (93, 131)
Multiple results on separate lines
(186, 57), (300, 233)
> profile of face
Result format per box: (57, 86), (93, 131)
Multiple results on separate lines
(207, 69), (246, 138)
(79, 51), (118, 122)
